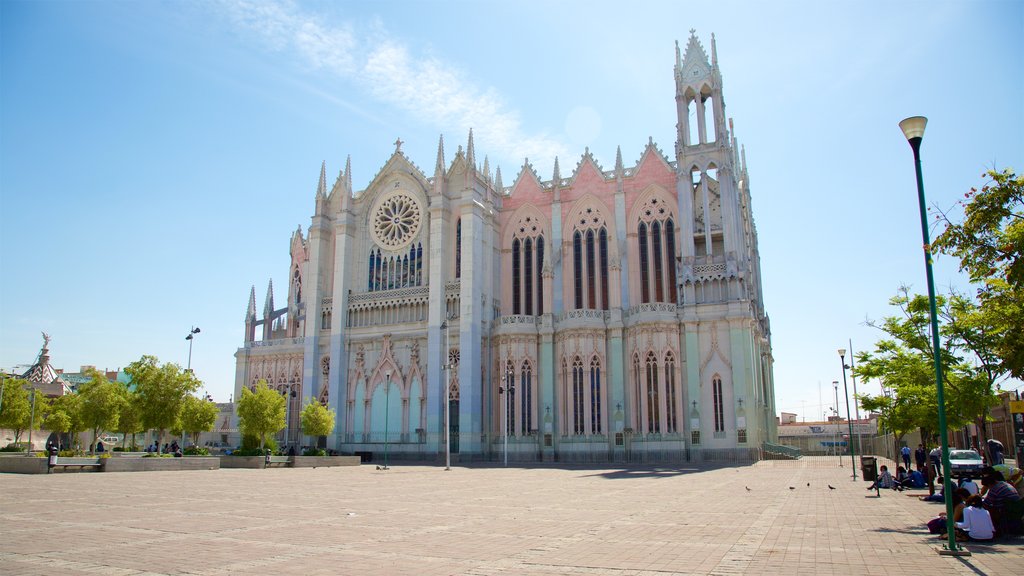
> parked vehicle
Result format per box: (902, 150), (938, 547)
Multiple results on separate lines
(948, 449), (984, 478)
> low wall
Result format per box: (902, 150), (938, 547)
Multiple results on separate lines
(291, 456), (360, 468)
(102, 456), (220, 473)
(0, 457), (48, 474)
(219, 456), (266, 469)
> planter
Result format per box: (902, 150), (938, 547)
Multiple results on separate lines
(218, 455), (266, 469)
(0, 457), (48, 474)
(290, 456), (361, 468)
(101, 456), (220, 473)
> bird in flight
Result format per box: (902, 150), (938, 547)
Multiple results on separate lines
(828, 485), (836, 490)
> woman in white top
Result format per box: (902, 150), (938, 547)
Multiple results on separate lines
(955, 495), (995, 541)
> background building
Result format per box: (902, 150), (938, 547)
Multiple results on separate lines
(234, 33), (776, 462)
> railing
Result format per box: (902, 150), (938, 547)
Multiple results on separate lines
(246, 337), (305, 349)
(500, 315), (537, 325)
(349, 286), (429, 304)
(762, 442), (802, 460)
(625, 303), (678, 317)
(557, 309), (611, 322)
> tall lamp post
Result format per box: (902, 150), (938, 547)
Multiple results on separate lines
(383, 371), (391, 470)
(838, 349), (857, 479)
(847, 340), (864, 456)
(440, 316), (453, 471)
(185, 327), (201, 372)
(281, 387), (296, 449)
(183, 326), (200, 449)
(900, 116), (964, 555)
(832, 381), (842, 466)
(500, 367), (514, 467)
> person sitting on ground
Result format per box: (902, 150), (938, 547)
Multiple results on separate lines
(907, 468), (926, 488)
(894, 466), (910, 490)
(929, 488), (972, 534)
(981, 472), (1023, 535)
(867, 465), (895, 491)
(959, 475), (980, 495)
(956, 494), (995, 541)
(985, 464), (1024, 495)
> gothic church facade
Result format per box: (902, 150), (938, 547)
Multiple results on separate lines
(234, 32), (777, 462)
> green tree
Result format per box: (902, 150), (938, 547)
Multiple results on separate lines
(934, 168), (1024, 378)
(178, 394), (219, 447)
(237, 380), (285, 451)
(48, 393), (83, 450)
(0, 378), (33, 444)
(300, 400), (335, 440)
(126, 355), (201, 452)
(854, 287), (1000, 444)
(115, 385), (145, 450)
(78, 370), (124, 454)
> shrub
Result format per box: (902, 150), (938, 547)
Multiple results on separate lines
(1, 443), (27, 452)
(241, 433), (277, 453)
(99, 453), (111, 459)
(184, 446), (210, 456)
(230, 447), (270, 457)
(302, 448), (327, 457)
(58, 449), (82, 457)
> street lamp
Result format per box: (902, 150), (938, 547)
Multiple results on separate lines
(847, 340), (864, 456)
(440, 315), (454, 471)
(281, 387), (296, 449)
(383, 371), (391, 470)
(833, 381), (842, 466)
(185, 327), (201, 372)
(900, 116), (963, 555)
(500, 367), (514, 467)
(838, 349), (857, 479)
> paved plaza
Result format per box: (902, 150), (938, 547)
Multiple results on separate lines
(1, 457), (1021, 575)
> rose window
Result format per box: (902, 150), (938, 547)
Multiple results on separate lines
(372, 192), (422, 249)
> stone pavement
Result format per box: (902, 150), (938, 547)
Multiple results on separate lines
(1, 457), (1021, 575)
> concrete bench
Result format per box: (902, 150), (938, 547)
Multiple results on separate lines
(265, 455), (292, 468)
(50, 457), (102, 473)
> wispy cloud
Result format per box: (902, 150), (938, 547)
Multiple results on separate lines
(218, 0), (567, 170)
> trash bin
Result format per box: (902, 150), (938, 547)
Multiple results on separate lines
(861, 455), (877, 482)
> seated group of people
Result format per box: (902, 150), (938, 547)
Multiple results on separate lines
(866, 465), (925, 491)
(924, 465), (1024, 541)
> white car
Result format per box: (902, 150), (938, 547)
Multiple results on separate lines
(948, 449), (984, 478)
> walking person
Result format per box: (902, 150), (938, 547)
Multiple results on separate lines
(901, 445), (911, 469)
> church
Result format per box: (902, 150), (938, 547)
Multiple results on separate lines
(233, 32), (777, 463)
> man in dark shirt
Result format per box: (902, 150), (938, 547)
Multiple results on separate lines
(915, 444), (927, 472)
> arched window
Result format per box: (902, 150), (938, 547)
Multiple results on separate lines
(646, 352), (660, 433)
(666, 219), (678, 304)
(638, 222), (650, 303)
(599, 228), (609, 310)
(573, 231), (583, 309)
(703, 93), (716, 143)
(713, 376), (724, 433)
(512, 238), (521, 314)
(524, 237), (533, 315)
(536, 236), (545, 315)
(652, 220), (664, 302)
(665, 353), (677, 433)
(455, 219), (462, 279)
(585, 229), (596, 308)
(572, 357), (585, 435)
(520, 361), (532, 435)
(590, 357), (602, 434)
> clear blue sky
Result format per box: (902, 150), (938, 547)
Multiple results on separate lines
(2, 1), (1022, 420)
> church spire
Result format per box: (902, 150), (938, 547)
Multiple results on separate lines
(482, 155), (491, 184)
(494, 165), (503, 191)
(711, 33), (718, 68)
(263, 278), (275, 317)
(344, 154), (352, 191)
(247, 286), (257, 320)
(435, 134), (445, 175)
(675, 39), (682, 70)
(317, 160), (327, 197)
(615, 145), (624, 177)
(552, 156), (561, 183)
(466, 128), (475, 168)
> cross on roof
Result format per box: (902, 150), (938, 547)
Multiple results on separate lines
(394, 138), (403, 152)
